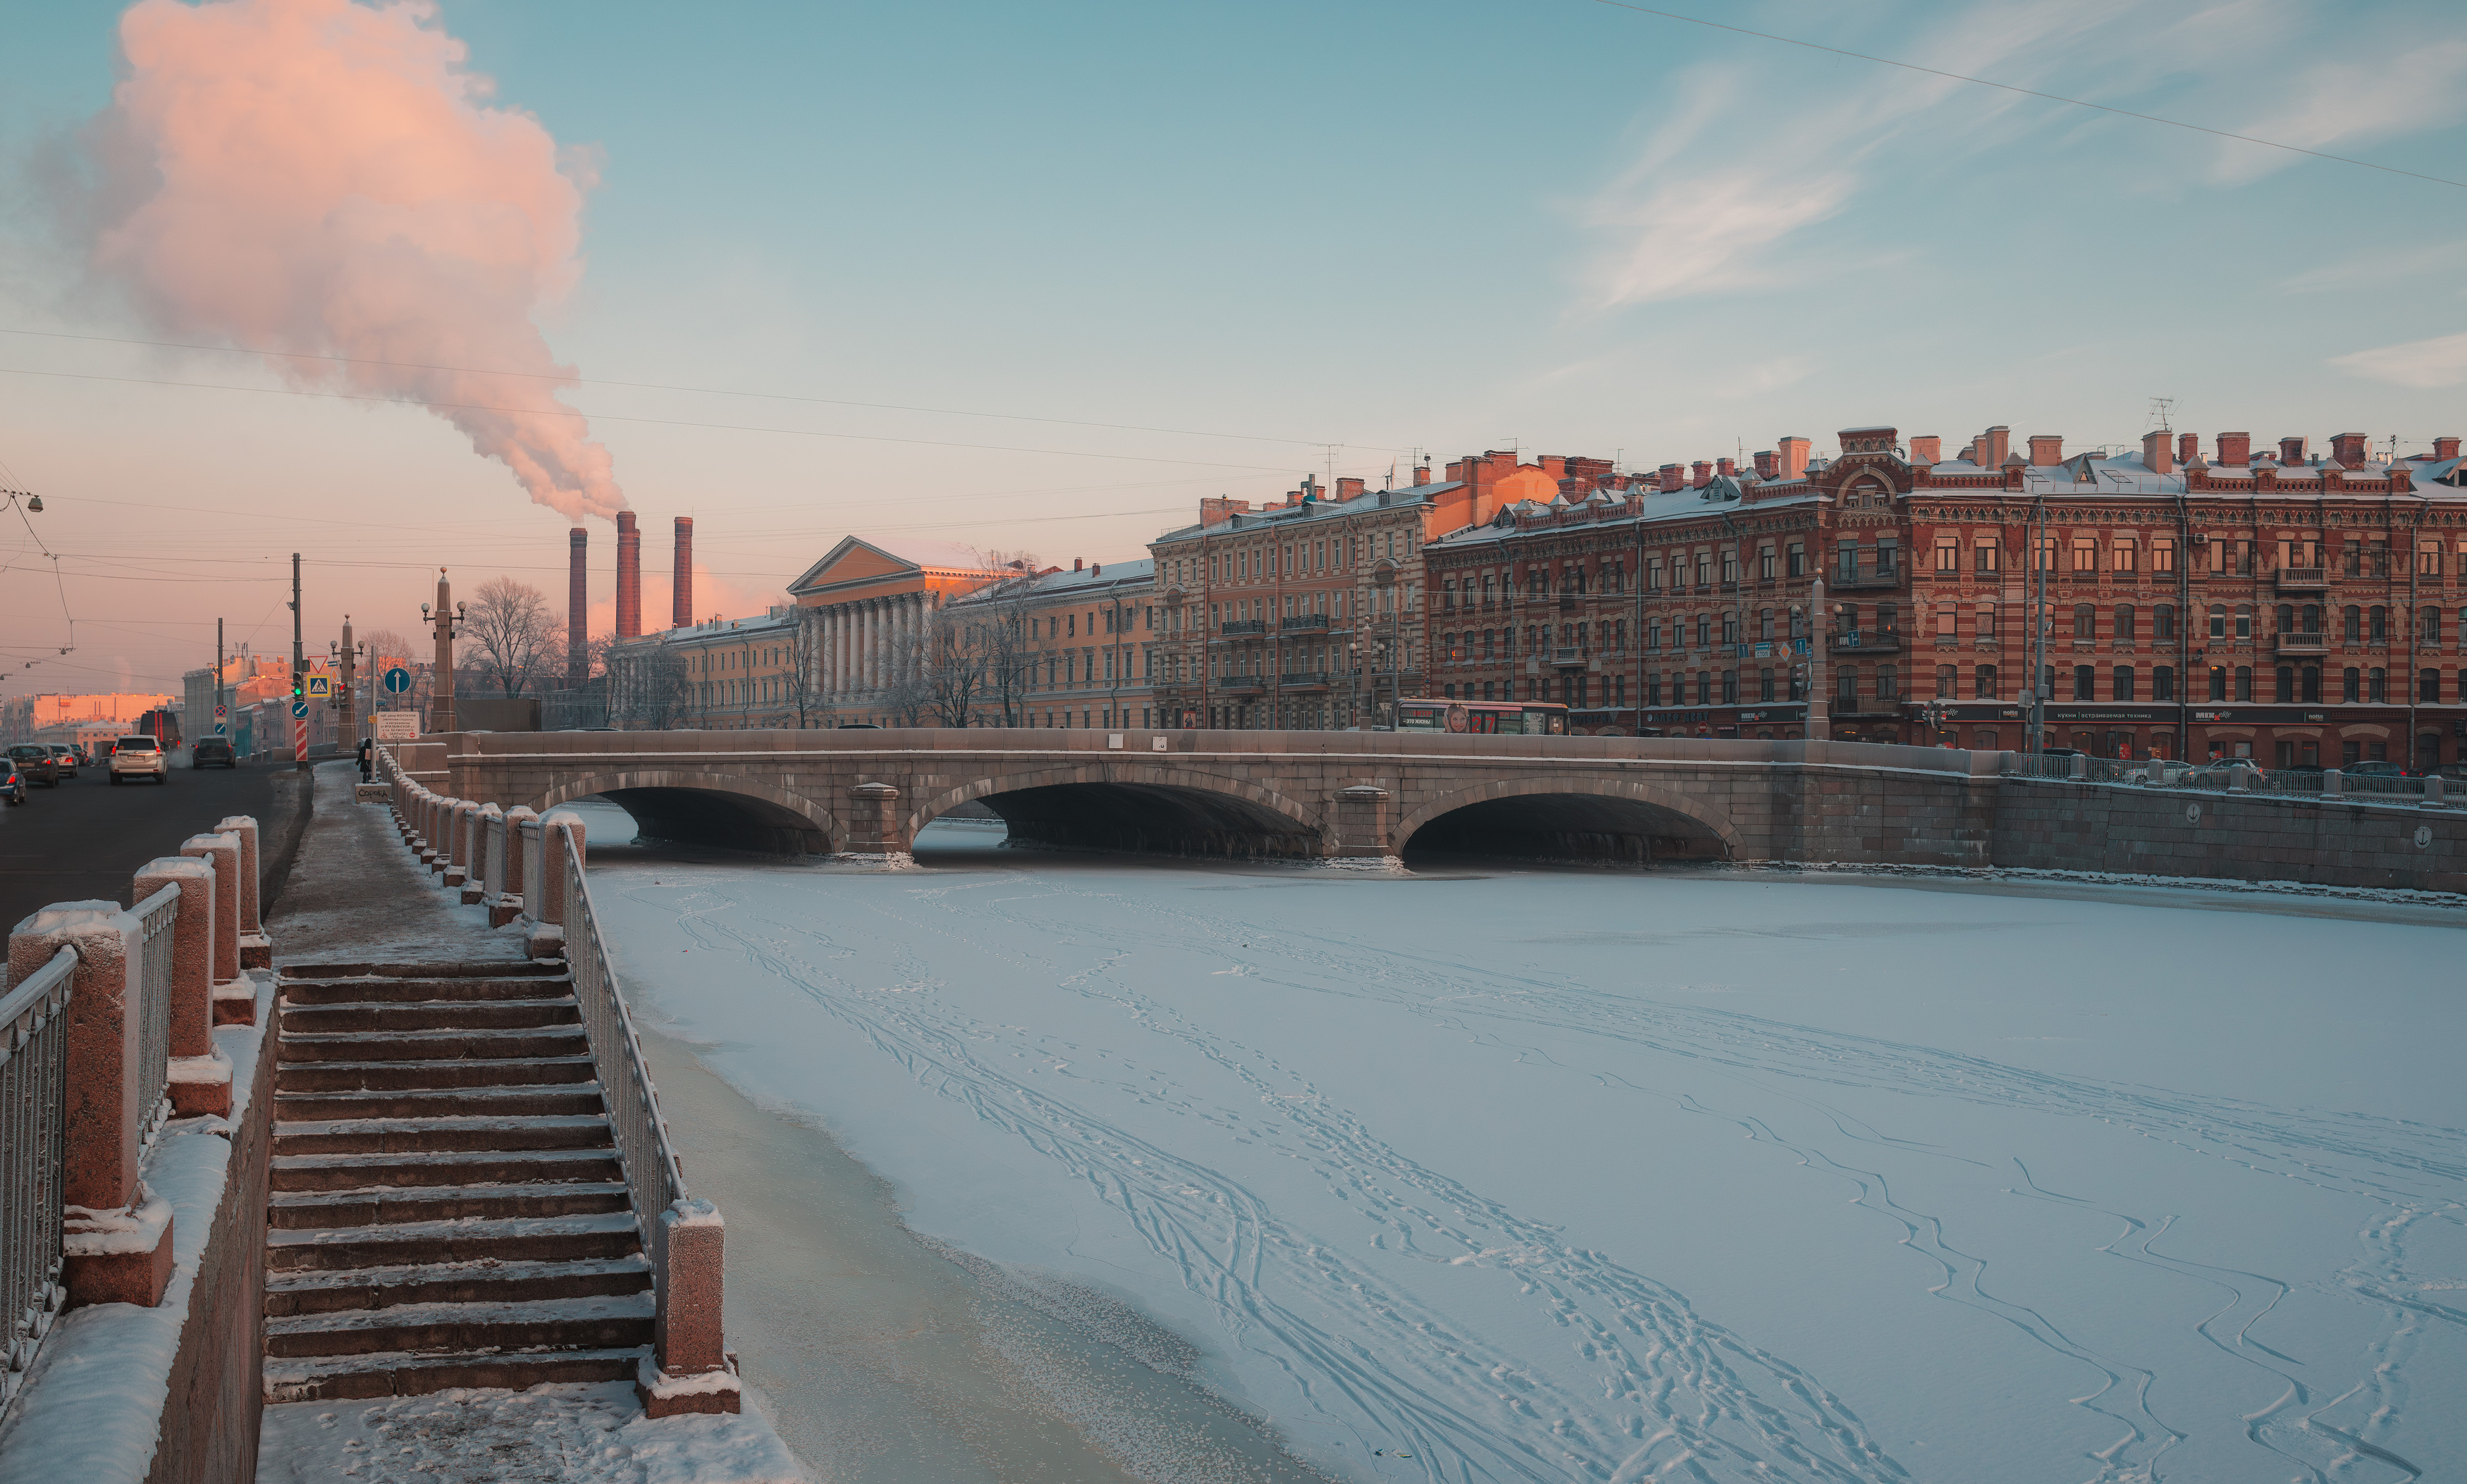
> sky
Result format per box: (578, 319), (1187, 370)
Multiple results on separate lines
(2, 0), (2464, 698)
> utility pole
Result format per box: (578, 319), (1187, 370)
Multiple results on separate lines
(426, 569), (460, 734)
(290, 552), (308, 771)
(337, 614), (358, 745)
(216, 617), (226, 739)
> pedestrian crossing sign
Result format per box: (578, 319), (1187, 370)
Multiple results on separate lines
(306, 674), (333, 699)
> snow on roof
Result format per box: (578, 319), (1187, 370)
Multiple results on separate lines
(1151, 481), (1468, 543)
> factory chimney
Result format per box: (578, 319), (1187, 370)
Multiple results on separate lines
(615, 512), (641, 638)
(568, 527), (589, 684)
(672, 517), (694, 630)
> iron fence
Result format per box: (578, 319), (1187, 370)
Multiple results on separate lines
(557, 828), (690, 1310)
(132, 885), (178, 1146)
(0, 948), (76, 1421)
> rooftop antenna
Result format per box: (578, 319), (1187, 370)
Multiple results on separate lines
(2146, 396), (2176, 432)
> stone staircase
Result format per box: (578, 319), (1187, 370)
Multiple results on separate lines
(262, 961), (657, 1401)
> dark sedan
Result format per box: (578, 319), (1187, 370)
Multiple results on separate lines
(4, 745), (59, 789)
(192, 737), (238, 769)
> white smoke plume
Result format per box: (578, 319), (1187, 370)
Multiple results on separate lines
(79, 0), (625, 524)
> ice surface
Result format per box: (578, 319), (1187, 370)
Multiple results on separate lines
(571, 803), (2467, 1484)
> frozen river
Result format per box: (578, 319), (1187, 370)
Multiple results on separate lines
(567, 805), (2466, 1484)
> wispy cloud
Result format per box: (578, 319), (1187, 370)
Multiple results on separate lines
(1590, 164), (1855, 306)
(2214, 39), (2467, 183)
(1710, 354), (1816, 399)
(2281, 239), (2467, 294)
(2330, 330), (2467, 389)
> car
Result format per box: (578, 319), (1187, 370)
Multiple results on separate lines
(5, 745), (60, 789)
(192, 737), (237, 769)
(2345, 760), (2412, 778)
(108, 735), (168, 786)
(47, 744), (78, 778)
(0, 762), (23, 806)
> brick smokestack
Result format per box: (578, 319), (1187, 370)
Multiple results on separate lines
(672, 517), (694, 629)
(615, 511), (641, 638)
(568, 527), (588, 685)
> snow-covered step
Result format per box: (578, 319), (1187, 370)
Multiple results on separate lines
(278, 997), (579, 1034)
(276, 1025), (587, 1063)
(264, 1255), (651, 1317)
(273, 1081), (605, 1122)
(264, 1292), (656, 1359)
(275, 1053), (598, 1094)
(270, 1180), (632, 1230)
(266, 1211), (644, 1273)
(278, 974), (576, 1006)
(271, 1146), (622, 1192)
(264, 1344), (647, 1403)
(281, 960), (567, 984)
(273, 1113), (613, 1157)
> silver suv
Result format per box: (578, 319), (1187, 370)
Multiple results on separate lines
(109, 735), (168, 786)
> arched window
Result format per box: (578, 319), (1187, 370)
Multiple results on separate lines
(2209, 666), (2227, 701)
(2072, 664), (2095, 700)
(2234, 665), (2253, 700)
(1974, 664), (1998, 700)
(1760, 608), (1775, 641)
(2208, 605), (2227, 640)
(2343, 667), (2361, 702)
(2368, 666), (2387, 701)
(2153, 665), (2175, 700)
(2274, 666), (2294, 703)
(2114, 666), (2137, 702)
(2235, 605), (2253, 639)
(2115, 604), (2136, 643)
(2301, 604), (2321, 635)
(1877, 664), (1899, 701)
(2073, 603), (2096, 639)
(2370, 606), (2388, 641)
(2154, 603), (2177, 641)
(2301, 666), (2320, 703)
(2342, 605), (2362, 642)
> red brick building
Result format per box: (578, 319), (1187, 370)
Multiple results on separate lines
(1423, 426), (2467, 766)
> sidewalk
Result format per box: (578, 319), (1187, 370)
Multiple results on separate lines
(268, 763), (531, 966)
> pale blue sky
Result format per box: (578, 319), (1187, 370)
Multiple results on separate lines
(3, 0), (2463, 691)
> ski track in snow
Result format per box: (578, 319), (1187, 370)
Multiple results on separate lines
(603, 853), (2459, 1484)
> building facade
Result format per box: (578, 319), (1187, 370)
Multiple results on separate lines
(948, 559), (1159, 729)
(1421, 426), (2467, 764)
(607, 608), (803, 731)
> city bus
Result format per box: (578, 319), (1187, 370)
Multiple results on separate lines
(1394, 698), (1570, 735)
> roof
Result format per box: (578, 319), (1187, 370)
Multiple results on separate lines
(1150, 481), (1467, 545)
(786, 535), (1004, 596)
(947, 559), (1155, 608)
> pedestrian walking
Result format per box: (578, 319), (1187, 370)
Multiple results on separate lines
(356, 734), (374, 782)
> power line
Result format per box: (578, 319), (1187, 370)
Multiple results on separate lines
(0, 364), (1337, 474)
(0, 327), (1404, 452)
(1589, 0), (2467, 191)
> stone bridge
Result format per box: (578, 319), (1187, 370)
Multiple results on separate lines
(398, 729), (2004, 866)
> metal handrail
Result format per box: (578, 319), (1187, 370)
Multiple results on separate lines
(555, 828), (691, 1307)
(0, 948), (76, 1421)
(131, 885), (178, 1147)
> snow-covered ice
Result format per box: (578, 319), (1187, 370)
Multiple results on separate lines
(567, 804), (2466, 1484)
(254, 1383), (805, 1483)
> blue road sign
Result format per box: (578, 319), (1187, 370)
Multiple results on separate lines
(383, 667), (413, 694)
(291, 700), (309, 719)
(214, 722), (227, 736)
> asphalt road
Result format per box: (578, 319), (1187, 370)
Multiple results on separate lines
(0, 757), (286, 933)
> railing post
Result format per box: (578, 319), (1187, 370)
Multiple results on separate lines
(132, 860), (226, 1119)
(639, 1197), (739, 1416)
(493, 806), (536, 928)
(6, 905), (173, 1309)
(445, 800), (479, 888)
(178, 833), (245, 1017)
(2323, 768), (2343, 800)
(2426, 775), (2447, 808)
(213, 815), (269, 966)
(467, 803), (504, 906)
(2068, 753), (2088, 781)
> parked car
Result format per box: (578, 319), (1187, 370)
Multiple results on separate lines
(47, 744), (78, 778)
(2345, 761), (2412, 778)
(1, 762), (23, 806)
(5, 744), (60, 789)
(108, 735), (168, 786)
(192, 737), (237, 769)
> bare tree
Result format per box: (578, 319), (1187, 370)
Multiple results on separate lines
(463, 577), (561, 697)
(784, 607), (830, 728)
(609, 641), (691, 729)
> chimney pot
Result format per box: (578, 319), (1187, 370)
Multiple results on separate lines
(1413, 464), (1431, 485)
(672, 517), (694, 630)
(1778, 436), (1811, 480)
(2177, 431), (2198, 465)
(2217, 432), (2251, 466)
(568, 528), (589, 685)
(2329, 431), (2368, 468)
(1716, 457), (1736, 478)
(2028, 435), (2064, 467)
(1074, 557), (1083, 571)
(2278, 435), (2308, 466)
(1981, 426), (2011, 469)
(2435, 435), (2461, 461)
(1753, 450), (1778, 478)
(1691, 460), (1713, 489)
(1659, 463), (1683, 492)
(615, 512), (641, 639)
(2141, 429), (2174, 476)
(1909, 435), (1940, 464)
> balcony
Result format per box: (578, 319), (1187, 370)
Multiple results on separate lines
(1280, 613), (1330, 632)
(1831, 569), (1903, 590)
(1219, 673), (1266, 691)
(2273, 567), (2330, 593)
(1220, 619), (1266, 636)
(1828, 631), (1902, 655)
(1279, 672), (1333, 690)
(2273, 632), (2330, 657)
(1551, 647), (1587, 669)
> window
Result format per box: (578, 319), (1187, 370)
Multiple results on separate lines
(2072, 665), (2095, 700)
(2235, 605), (2252, 640)
(1787, 543), (1805, 576)
(1974, 664), (1998, 700)
(2423, 607), (2444, 645)
(2370, 605), (2388, 642)
(2153, 539), (2175, 574)
(1838, 668), (1857, 705)
(1935, 664), (1956, 698)
(1759, 667), (1776, 701)
(1936, 604), (1956, 638)
(2073, 603), (2095, 639)
(2301, 604), (2321, 636)
(2234, 665), (2253, 700)
(2209, 665), (2227, 701)
(2114, 604), (2136, 643)
(2301, 665), (2320, 704)
(2034, 535), (2057, 571)
(1760, 546), (1777, 580)
(1721, 550), (1739, 585)
(2275, 604), (2294, 636)
(1876, 540), (1898, 577)
(2072, 537), (2098, 573)
(1722, 669), (1739, 704)
(2343, 667), (2361, 703)
(1976, 605), (1997, 642)
(1837, 541), (1859, 581)
(2343, 605), (2362, 642)
(2208, 605), (2227, 640)
(2274, 666), (2294, 703)
(2113, 666), (2136, 702)
(2153, 665), (2174, 700)
(2112, 541), (2137, 574)
(1976, 538), (2000, 574)
(1935, 538), (1960, 573)
(2419, 542), (2444, 578)
(2154, 604), (2176, 641)
(2423, 667), (2443, 703)
(2368, 666), (2387, 702)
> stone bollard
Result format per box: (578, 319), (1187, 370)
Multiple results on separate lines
(445, 801), (479, 887)
(214, 815), (269, 967)
(637, 1199), (740, 1417)
(527, 815), (581, 958)
(467, 803), (503, 907)
(131, 858), (228, 1118)
(493, 805), (537, 928)
(2069, 753), (2088, 781)
(2323, 768), (2343, 800)
(2229, 764), (2250, 791)
(8, 903), (174, 1309)
(178, 833), (246, 1026)
(2424, 775), (2447, 809)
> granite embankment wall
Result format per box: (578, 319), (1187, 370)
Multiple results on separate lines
(1992, 778), (2466, 894)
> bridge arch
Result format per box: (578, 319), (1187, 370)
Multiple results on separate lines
(1396, 776), (1739, 865)
(531, 770), (841, 856)
(911, 764), (1326, 860)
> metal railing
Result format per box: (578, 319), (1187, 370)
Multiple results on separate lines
(1, 948), (76, 1421)
(556, 828), (690, 1311)
(2000, 755), (2450, 804)
(132, 885), (178, 1146)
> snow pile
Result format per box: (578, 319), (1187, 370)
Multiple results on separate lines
(255, 1383), (804, 1484)
(579, 812), (2466, 1483)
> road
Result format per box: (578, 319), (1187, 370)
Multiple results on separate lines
(0, 757), (288, 934)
